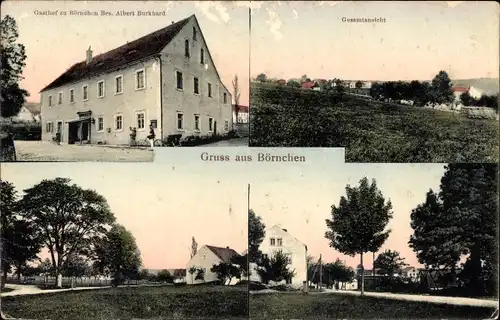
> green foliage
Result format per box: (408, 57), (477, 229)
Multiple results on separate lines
(409, 164), (498, 295)
(249, 82), (499, 162)
(256, 73), (267, 82)
(0, 180), (43, 285)
(460, 91), (475, 106)
(19, 178), (116, 286)
(430, 70), (454, 104)
(309, 258), (355, 287)
(325, 177), (393, 294)
(210, 262), (240, 284)
(1, 15), (29, 118)
(157, 269), (174, 283)
(256, 250), (295, 284)
(248, 209), (266, 263)
(286, 80), (300, 88)
(355, 81), (363, 89)
(373, 250), (408, 277)
(92, 224), (142, 287)
(194, 268), (205, 281)
(62, 255), (90, 278)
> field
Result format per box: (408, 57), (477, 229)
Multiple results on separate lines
(249, 83), (499, 162)
(1, 284), (248, 320)
(249, 293), (496, 319)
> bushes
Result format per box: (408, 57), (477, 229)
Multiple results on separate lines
(178, 132), (231, 147)
(1, 123), (41, 140)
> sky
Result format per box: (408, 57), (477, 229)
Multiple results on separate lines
(1, 0), (250, 106)
(2, 148), (448, 270)
(251, 1), (499, 81)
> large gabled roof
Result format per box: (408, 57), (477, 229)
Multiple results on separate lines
(40, 15), (192, 92)
(206, 245), (241, 264)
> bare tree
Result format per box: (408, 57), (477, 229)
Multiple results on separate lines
(232, 74), (241, 125)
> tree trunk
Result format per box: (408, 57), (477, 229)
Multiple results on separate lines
(360, 253), (365, 296)
(372, 252), (376, 276)
(56, 273), (63, 288)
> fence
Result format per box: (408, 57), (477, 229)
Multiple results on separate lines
(6, 276), (113, 288)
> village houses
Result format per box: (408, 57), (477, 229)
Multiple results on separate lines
(40, 14), (233, 145)
(250, 225), (308, 289)
(185, 245), (242, 285)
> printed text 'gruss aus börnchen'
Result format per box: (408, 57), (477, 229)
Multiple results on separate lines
(200, 152), (306, 163)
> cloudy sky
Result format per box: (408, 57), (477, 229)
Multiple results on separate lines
(2, 1), (250, 105)
(251, 1), (499, 81)
(3, 148), (447, 270)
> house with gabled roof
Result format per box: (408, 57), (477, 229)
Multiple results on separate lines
(40, 14), (233, 145)
(185, 244), (242, 285)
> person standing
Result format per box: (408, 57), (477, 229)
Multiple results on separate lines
(147, 124), (155, 150)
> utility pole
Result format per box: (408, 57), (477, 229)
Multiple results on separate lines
(319, 254), (323, 291)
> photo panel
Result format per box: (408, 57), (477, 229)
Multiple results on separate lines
(0, 148), (250, 319)
(248, 1), (499, 163)
(0, 0), (249, 162)
(247, 152), (499, 319)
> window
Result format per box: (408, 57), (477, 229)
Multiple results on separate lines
(136, 112), (145, 129)
(184, 39), (190, 58)
(97, 117), (104, 132)
(194, 114), (200, 131)
(69, 89), (75, 103)
(193, 78), (199, 94)
(58, 92), (63, 105)
(208, 83), (212, 98)
(208, 117), (213, 131)
(193, 26), (197, 40)
(82, 85), (89, 101)
(45, 121), (53, 133)
(200, 48), (204, 64)
(48, 95), (53, 107)
(135, 70), (145, 90)
(176, 71), (183, 90)
(177, 113), (183, 130)
(202, 254), (206, 260)
(270, 238), (276, 246)
(97, 80), (105, 98)
(115, 114), (123, 131)
(277, 238), (283, 246)
(224, 120), (229, 131)
(223, 92), (227, 104)
(115, 75), (123, 94)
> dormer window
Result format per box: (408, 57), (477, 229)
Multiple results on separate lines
(184, 39), (190, 58)
(193, 26), (197, 40)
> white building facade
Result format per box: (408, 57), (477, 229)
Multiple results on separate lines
(40, 15), (232, 145)
(185, 245), (241, 285)
(250, 225), (308, 288)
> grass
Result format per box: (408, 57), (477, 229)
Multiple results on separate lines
(249, 83), (499, 162)
(249, 292), (497, 319)
(1, 284), (248, 320)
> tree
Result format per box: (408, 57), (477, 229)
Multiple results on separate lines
(355, 81), (363, 89)
(460, 91), (475, 106)
(1, 15), (30, 118)
(334, 79), (345, 98)
(256, 73), (267, 83)
(325, 177), (393, 295)
(373, 250), (408, 277)
(232, 74), (241, 124)
(286, 80), (300, 88)
(139, 269), (151, 280)
(157, 269), (174, 283)
(194, 268), (205, 281)
(62, 254), (89, 279)
(19, 178), (116, 288)
(211, 262), (240, 285)
(93, 224), (142, 287)
(409, 164), (498, 295)
(231, 253), (249, 279)
(248, 209), (266, 263)
(430, 70), (454, 104)
(256, 250), (295, 284)
(0, 181), (43, 287)
(188, 266), (197, 284)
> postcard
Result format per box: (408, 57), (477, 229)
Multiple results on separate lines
(0, 0), (249, 162)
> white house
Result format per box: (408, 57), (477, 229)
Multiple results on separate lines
(40, 14), (233, 145)
(232, 104), (249, 124)
(250, 225), (308, 289)
(402, 267), (419, 281)
(13, 102), (41, 123)
(185, 245), (241, 285)
(452, 85), (483, 102)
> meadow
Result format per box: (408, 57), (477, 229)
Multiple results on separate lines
(249, 292), (496, 319)
(1, 284), (248, 320)
(249, 83), (499, 163)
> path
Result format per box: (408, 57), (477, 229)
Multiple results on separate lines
(13, 141), (154, 162)
(250, 289), (499, 308)
(1, 283), (112, 297)
(203, 137), (248, 146)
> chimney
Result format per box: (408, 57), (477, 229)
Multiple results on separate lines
(171, 21), (174, 24)
(86, 46), (93, 65)
(226, 246), (229, 249)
